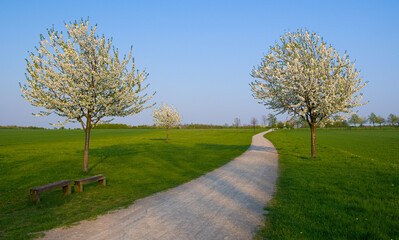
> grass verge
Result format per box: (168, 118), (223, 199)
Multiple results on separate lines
(257, 128), (399, 239)
(0, 128), (264, 239)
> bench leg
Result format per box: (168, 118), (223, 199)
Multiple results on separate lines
(63, 183), (71, 195)
(30, 190), (41, 203)
(74, 182), (83, 192)
(98, 178), (106, 186)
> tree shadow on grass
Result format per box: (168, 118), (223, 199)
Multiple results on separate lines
(195, 143), (249, 151)
(249, 145), (277, 152)
(88, 142), (252, 174)
(88, 145), (142, 172)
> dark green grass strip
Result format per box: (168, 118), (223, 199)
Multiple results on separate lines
(257, 129), (399, 240)
(0, 128), (264, 239)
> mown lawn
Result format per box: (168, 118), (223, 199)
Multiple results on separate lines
(258, 128), (399, 240)
(0, 128), (263, 239)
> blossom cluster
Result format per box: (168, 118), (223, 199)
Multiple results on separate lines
(152, 103), (182, 128)
(20, 20), (154, 128)
(250, 30), (367, 127)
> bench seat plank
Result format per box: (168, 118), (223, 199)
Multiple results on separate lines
(30, 180), (71, 202)
(74, 175), (106, 192)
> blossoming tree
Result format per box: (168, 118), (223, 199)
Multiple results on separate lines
(152, 104), (182, 142)
(20, 19), (154, 172)
(251, 30), (367, 158)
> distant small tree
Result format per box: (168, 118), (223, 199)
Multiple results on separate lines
(296, 117), (307, 128)
(329, 115), (349, 128)
(233, 117), (241, 129)
(368, 113), (377, 127)
(153, 104), (182, 142)
(267, 113), (277, 128)
(376, 115), (385, 127)
(287, 116), (298, 129)
(359, 116), (367, 127)
(277, 121), (285, 129)
(387, 113), (398, 126)
(261, 115), (267, 127)
(250, 117), (258, 133)
(349, 114), (360, 127)
(333, 119), (349, 128)
(20, 19), (154, 172)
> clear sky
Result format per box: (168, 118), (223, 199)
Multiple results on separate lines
(0, 0), (398, 128)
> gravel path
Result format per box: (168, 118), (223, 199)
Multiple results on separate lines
(41, 130), (278, 240)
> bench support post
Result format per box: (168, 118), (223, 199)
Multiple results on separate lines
(98, 178), (106, 186)
(30, 190), (40, 203)
(75, 182), (83, 193)
(63, 184), (71, 195)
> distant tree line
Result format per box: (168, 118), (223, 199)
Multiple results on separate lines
(94, 123), (265, 129)
(0, 125), (44, 129)
(247, 112), (399, 130)
(337, 112), (399, 128)
(95, 122), (271, 129)
(3, 113), (398, 130)
(93, 123), (133, 129)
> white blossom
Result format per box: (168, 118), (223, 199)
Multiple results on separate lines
(20, 19), (154, 129)
(250, 30), (367, 157)
(152, 103), (182, 129)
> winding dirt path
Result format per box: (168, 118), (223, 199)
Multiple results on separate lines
(42, 130), (278, 240)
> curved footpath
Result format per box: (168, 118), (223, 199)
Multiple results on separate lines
(42, 130), (278, 240)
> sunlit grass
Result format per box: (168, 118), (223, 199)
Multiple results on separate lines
(258, 128), (399, 239)
(0, 128), (263, 239)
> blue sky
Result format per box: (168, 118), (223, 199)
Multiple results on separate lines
(0, 0), (398, 128)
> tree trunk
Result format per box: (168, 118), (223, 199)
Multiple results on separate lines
(83, 127), (91, 172)
(166, 127), (169, 143)
(310, 124), (317, 158)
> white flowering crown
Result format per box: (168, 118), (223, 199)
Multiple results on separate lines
(251, 29), (367, 127)
(20, 19), (154, 127)
(152, 103), (182, 128)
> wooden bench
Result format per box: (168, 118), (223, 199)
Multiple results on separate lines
(30, 180), (71, 203)
(74, 175), (106, 193)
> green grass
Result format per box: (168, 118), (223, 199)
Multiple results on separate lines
(258, 128), (399, 240)
(0, 128), (264, 239)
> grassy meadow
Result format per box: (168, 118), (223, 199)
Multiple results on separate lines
(258, 128), (399, 240)
(0, 128), (263, 239)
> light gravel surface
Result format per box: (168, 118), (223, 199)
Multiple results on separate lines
(41, 130), (278, 240)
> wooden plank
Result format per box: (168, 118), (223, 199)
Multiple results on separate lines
(75, 175), (105, 185)
(74, 175), (106, 193)
(30, 180), (71, 202)
(31, 180), (71, 193)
